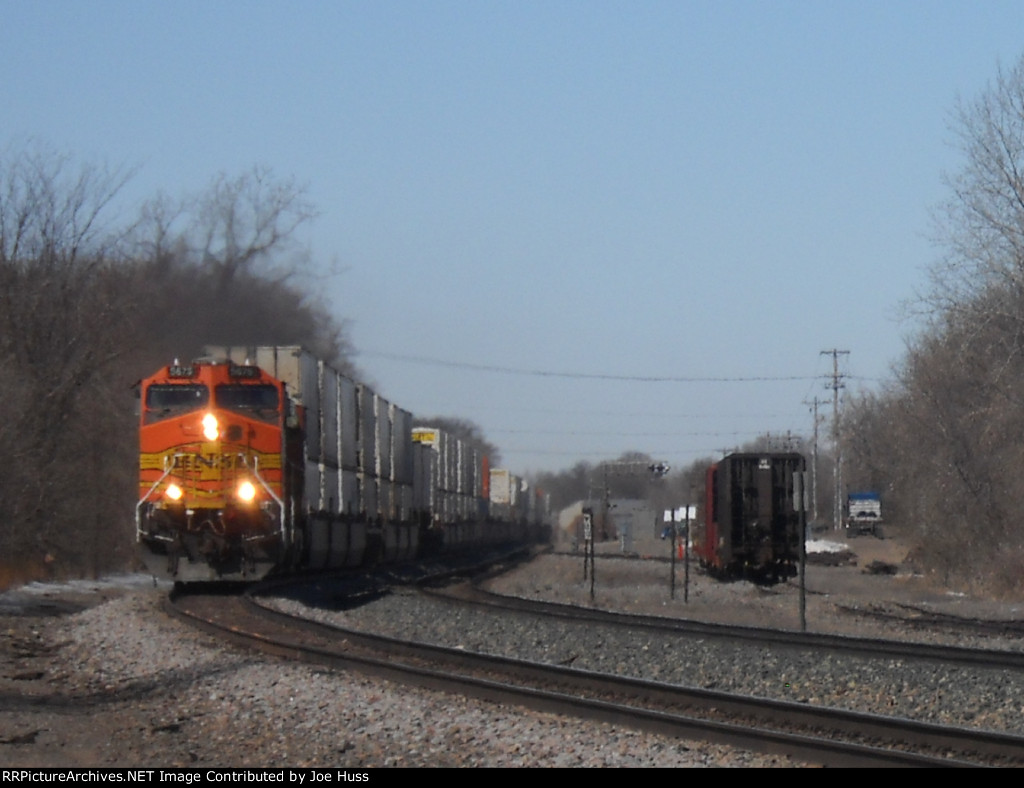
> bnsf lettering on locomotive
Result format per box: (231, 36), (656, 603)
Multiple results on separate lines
(144, 450), (278, 473)
(176, 453), (240, 471)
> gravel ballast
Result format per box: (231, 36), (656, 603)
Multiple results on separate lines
(3, 535), (1022, 768)
(1, 589), (798, 768)
(270, 552), (1024, 735)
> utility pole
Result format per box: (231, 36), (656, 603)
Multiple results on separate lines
(821, 350), (849, 532)
(804, 396), (824, 523)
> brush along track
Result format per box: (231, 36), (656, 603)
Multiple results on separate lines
(167, 582), (1024, 768)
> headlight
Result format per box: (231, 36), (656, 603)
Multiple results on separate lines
(202, 413), (219, 441)
(237, 480), (257, 502)
(166, 484), (183, 501)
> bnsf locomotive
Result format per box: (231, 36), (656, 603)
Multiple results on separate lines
(136, 345), (549, 582)
(695, 452), (806, 583)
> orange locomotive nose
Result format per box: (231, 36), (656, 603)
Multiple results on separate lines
(136, 356), (288, 580)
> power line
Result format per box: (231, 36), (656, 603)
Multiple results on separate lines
(412, 402), (802, 419)
(362, 349), (821, 383)
(488, 428), (773, 438)
(499, 446), (735, 459)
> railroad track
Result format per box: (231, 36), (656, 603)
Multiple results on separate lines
(835, 601), (1024, 641)
(434, 579), (1024, 672)
(167, 581), (1024, 768)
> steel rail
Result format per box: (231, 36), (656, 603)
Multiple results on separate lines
(166, 589), (1022, 768)
(434, 578), (1024, 672)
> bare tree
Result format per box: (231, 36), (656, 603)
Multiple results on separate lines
(125, 168), (356, 374)
(0, 148), (357, 585)
(194, 167), (318, 291)
(929, 56), (1024, 335)
(0, 144), (136, 575)
(535, 461), (594, 512)
(842, 54), (1024, 593)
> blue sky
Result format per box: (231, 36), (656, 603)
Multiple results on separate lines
(5, 1), (1023, 477)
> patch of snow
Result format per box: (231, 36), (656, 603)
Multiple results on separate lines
(0, 573), (172, 613)
(3, 572), (170, 596)
(806, 539), (847, 554)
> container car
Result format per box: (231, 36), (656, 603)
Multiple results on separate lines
(136, 346), (544, 582)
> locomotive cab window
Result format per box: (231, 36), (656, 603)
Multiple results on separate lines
(215, 384), (280, 422)
(144, 384), (209, 423)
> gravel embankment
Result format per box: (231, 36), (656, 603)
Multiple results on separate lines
(0, 585), (802, 768)
(3, 538), (1024, 768)
(269, 553), (1024, 736)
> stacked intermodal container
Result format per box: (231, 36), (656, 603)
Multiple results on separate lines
(204, 346), (418, 562)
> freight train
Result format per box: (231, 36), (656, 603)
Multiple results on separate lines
(136, 345), (549, 582)
(695, 452), (806, 584)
